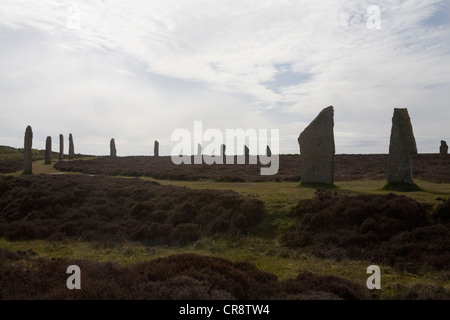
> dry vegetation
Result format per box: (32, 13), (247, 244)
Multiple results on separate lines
(281, 191), (450, 272)
(53, 154), (450, 182)
(0, 174), (263, 245)
(0, 250), (375, 300)
(0, 148), (449, 300)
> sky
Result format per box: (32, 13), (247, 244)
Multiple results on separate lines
(1, 0), (449, 156)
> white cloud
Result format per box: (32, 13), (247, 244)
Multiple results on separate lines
(0, 0), (449, 155)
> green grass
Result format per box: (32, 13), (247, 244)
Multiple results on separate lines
(1, 236), (448, 299)
(2, 160), (450, 299)
(151, 178), (450, 208)
(4, 157), (99, 177)
(0, 146), (22, 161)
(146, 177), (450, 243)
(0, 145), (47, 162)
(299, 181), (338, 189)
(382, 182), (424, 192)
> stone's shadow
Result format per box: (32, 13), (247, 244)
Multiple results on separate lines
(382, 182), (423, 192)
(298, 182), (338, 190)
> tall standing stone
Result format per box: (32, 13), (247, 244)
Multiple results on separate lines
(59, 134), (64, 160)
(266, 146), (272, 157)
(194, 144), (203, 164)
(244, 145), (250, 164)
(45, 136), (52, 165)
(154, 140), (159, 157)
(110, 138), (117, 157)
(69, 133), (75, 159)
(23, 125), (33, 174)
(387, 108), (417, 184)
(221, 144), (226, 164)
(440, 140), (448, 155)
(298, 106), (335, 185)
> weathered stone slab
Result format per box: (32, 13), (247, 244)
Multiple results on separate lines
(154, 140), (159, 157)
(440, 140), (448, 155)
(24, 125), (33, 174)
(297, 106), (335, 185)
(110, 138), (117, 157)
(221, 144), (226, 164)
(387, 108), (417, 184)
(69, 133), (74, 159)
(59, 134), (64, 160)
(266, 146), (272, 157)
(45, 136), (52, 165)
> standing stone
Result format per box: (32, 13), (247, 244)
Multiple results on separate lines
(387, 108), (417, 184)
(194, 143), (203, 164)
(266, 145), (272, 157)
(154, 140), (159, 157)
(69, 133), (75, 159)
(110, 138), (117, 157)
(23, 125), (33, 174)
(221, 144), (226, 163)
(244, 145), (250, 163)
(45, 136), (52, 165)
(298, 106), (335, 185)
(440, 140), (448, 155)
(59, 134), (64, 160)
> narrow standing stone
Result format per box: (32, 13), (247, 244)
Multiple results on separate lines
(24, 125), (33, 174)
(110, 138), (117, 157)
(244, 145), (250, 164)
(69, 133), (75, 159)
(440, 140), (448, 155)
(154, 140), (159, 157)
(221, 144), (226, 164)
(194, 143), (202, 164)
(59, 134), (64, 160)
(45, 136), (52, 165)
(387, 108), (417, 184)
(298, 106), (335, 185)
(266, 145), (272, 157)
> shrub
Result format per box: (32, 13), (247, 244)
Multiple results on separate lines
(281, 191), (448, 271)
(435, 199), (450, 224)
(281, 271), (370, 300)
(0, 175), (265, 245)
(0, 250), (380, 300)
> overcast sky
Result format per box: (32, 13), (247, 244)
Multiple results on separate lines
(1, 0), (449, 156)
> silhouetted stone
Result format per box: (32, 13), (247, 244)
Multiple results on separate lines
(387, 108), (417, 184)
(237, 145), (250, 165)
(45, 136), (52, 165)
(266, 146), (272, 157)
(23, 125), (33, 174)
(244, 145), (250, 164)
(69, 134), (74, 159)
(221, 144), (226, 163)
(440, 140), (448, 155)
(59, 134), (64, 160)
(194, 143), (202, 164)
(110, 138), (117, 157)
(154, 140), (159, 157)
(298, 106), (335, 185)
